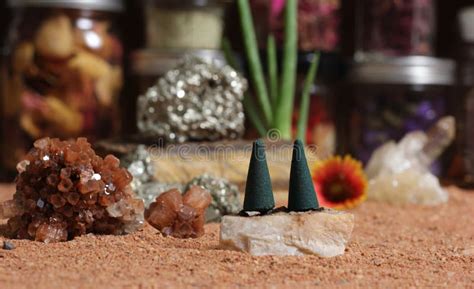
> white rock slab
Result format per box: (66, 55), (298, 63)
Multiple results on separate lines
(219, 209), (354, 257)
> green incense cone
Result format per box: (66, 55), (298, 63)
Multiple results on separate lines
(288, 139), (319, 211)
(243, 139), (275, 212)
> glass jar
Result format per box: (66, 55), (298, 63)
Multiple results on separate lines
(292, 53), (344, 156)
(448, 6), (474, 188)
(131, 49), (226, 96)
(356, 0), (436, 61)
(1, 0), (124, 175)
(251, 0), (341, 52)
(0, 49), (8, 179)
(144, 0), (228, 49)
(295, 81), (336, 157)
(343, 57), (455, 171)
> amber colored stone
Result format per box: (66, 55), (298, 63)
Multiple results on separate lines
(35, 222), (68, 243)
(46, 174), (59, 187)
(0, 137), (145, 243)
(113, 168), (133, 188)
(49, 194), (66, 208)
(183, 185), (212, 213)
(66, 192), (80, 206)
(83, 193), (98, 205)
(64, 149), (80, 164)
(0, 200), (24, 219)
(104, 155), (120, 168)
(24, 199), (36, 211)
(146, 190), (180, 230)
(33, 138), (49, 150)
(159, 189), (183, 212)
(58, 178), (73, 193)
(145, 186), (211, 238)
(16, 160), (30, 173)
(78, 179), (105, 195)
(60, 168), (70, 178)
(57, 204), (74, 218)
(98, 193), (115, 207)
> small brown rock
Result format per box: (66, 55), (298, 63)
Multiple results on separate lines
(146, 186), (212, 238)
(373, 258), (384, 266)
(2, 241), (15, 250)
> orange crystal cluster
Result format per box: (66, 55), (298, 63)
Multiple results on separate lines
(4, 137), (144, 243)
(145, 186), (212, 238)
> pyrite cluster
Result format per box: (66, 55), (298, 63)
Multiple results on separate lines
(137, 56), (247, 143)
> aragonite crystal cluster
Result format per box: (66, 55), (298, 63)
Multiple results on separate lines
(0, 138), (144, 243)
(146, 186), (212, 238)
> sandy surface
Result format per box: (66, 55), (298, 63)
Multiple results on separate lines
(0, 184), (473, 289)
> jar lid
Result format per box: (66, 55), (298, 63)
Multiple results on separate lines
(8, 0), (124, 11)
(131, 49), (227, 75)
(349, 56), (456, 85)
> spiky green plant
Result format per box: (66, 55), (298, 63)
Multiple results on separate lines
(228, 0), (320, 144)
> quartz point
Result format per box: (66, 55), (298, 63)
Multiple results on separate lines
(0, 137), (145, 242)
(145, 185), (212, 238)
(365, 116), (454, 205)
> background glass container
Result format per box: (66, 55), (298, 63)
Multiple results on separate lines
(292, 53), (345, 157)
(355, 0), (436, 61)
(2, 0), (124, 175)
(341, 57), (455, 173)
(448, 6), (474, 188)
(295, 81), (335, 157)
(0, 49), (7, 179)
(250, 0), (341, 52)
(144, 0), (228, 50)
(131, 49), (226, 96)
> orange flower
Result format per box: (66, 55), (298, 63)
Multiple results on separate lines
(312, 155), (367, 209)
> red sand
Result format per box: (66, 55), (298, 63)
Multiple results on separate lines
(0, 184), (473, 288)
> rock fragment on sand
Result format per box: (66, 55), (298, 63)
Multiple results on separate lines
(2, 241), (15, 250)
(220, 208), (354, 257)
(146, 186), (212, 238)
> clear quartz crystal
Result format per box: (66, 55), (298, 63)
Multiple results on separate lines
(16, 160), (30, 173)
(366, 116), (455, 205)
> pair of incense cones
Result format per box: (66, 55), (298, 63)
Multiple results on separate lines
(243, 139), (319, 213)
